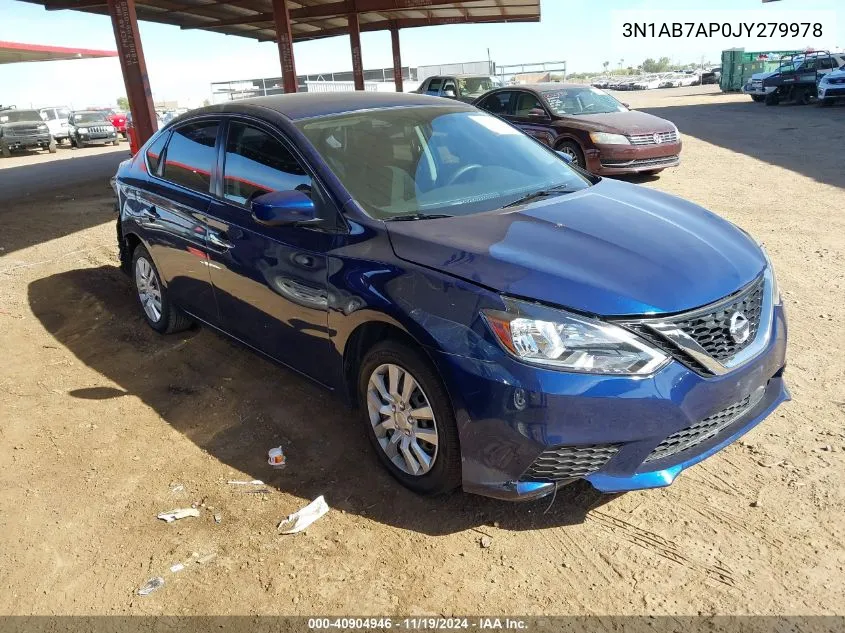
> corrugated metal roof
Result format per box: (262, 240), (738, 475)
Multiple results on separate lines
(19, 0), (541, 43)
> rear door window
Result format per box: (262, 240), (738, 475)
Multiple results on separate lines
(222, 122), (311, 205)
(162, 120), (219, 193)
(479, 91), (514, 115)
(514, 92), (547, 117)
(426, 78), (443, 95)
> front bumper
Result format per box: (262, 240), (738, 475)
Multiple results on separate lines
(2, 133), (52, 150)
(78, 133), (117, 145)
(586, 140), (682, 175)
(742, 84), (775, 97)
(819, 85), (845, 99)
(430, 304), (788, 501)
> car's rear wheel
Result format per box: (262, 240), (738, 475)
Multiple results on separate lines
(556, 140), (585, 168)
(751, 95), (764, 103)
(132, 245), (193, 334)
(358, 340), (461, 496)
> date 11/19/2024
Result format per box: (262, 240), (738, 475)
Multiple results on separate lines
(622, 22), (822, 38)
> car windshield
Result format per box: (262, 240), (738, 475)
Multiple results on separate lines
(543, 87), (627, 116)
(296, 106), (591, 220)
(458, 76), (495, 98)
(0, 110), (42, 123)
(72, 112), (108, 124)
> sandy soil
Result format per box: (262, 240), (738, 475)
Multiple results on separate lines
(0, 87), (843, 616)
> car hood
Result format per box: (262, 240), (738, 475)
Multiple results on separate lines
(823, 68), (845, 80)
(558, 110), (675, 134)
(1, 120), (47, 131)
(386, 178), (765, 316)
(751, 70), (778, 80)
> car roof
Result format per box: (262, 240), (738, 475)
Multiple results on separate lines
(198, 92), (469, 121)
(497, 83), (592, 92)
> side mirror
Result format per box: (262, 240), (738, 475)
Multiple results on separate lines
(528, 108), (548, 118)
(556, 151), (574, 164)
(442, 88), (457, 99)
(622, 102), (631, 109)
(251, 190), (320, 227)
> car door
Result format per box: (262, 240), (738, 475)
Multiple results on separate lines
(204, 118), (337, 381)
(135, 119), (220, 324)
(509, 91), (556, 146)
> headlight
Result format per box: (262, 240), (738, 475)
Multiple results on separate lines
(78, 127), (89, 133)
(589, 132), (630, 145)
(107, 125), (115, 132)
(482, 299), (669, 375)
(759, 244), (782, 305)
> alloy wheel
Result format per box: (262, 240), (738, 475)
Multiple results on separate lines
(366, 363), (439, 476)
(559, 145), (581, 165)
(135, 256), (163, 323)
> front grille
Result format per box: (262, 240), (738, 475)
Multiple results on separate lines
(601, 155), (680, 168)
(669, 276), (765, 362)
(87, 126), (110, 134)
(523, 444), (620, 482)
(824, 87), (845, 96)
(628, 130), (679, 146)
(645, 388), (766, 462)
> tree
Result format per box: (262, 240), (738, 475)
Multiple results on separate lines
(602, 60), (610, 74)
(116, 96), (129, 111)
(202, 98), (211, 107)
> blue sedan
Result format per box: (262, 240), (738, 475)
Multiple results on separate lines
(113, 92), (788, 501)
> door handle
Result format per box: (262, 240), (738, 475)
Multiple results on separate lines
(208, 231), (235, 250)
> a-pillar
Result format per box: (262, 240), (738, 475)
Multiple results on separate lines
(106, 0), (157, 146)
(348, 11), (364, 90)
(390, 23), (403, 93)
(272, 0), (298, 93)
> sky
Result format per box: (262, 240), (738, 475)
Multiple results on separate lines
(0, 0), (843, 109)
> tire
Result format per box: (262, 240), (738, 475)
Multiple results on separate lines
(112, 139), (120, 146)
(751, 95), (764, 103)
(765, 92), (779, 106)
(795, 87), (812, 106)
(48, 140), (57, 154)
(555, 140), (585, 169)
(70, 136), (77, 149)
(1, 145), (10, 158)
(131, 245), (193, 334)
(819, 98), (832, 108)
(357, 340), (461, 496)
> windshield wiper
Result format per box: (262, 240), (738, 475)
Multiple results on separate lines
(501, 184), (578, 209)
(385, 213), (454, 222)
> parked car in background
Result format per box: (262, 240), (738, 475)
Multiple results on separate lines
(0, 108), (56, 157)
(113, 92), (787, 501)
(701, 67), (722, 85)
(125, 112), (139, 155)
(413, 74), (498, 103)
(633, 74), (663, 90)
(106, 110), (128, 138)
(475, 83), (681, 175)
(68, 110), (119, 147)
(818, 64), (845, 106)
(760, 52), (844, 105)
(39, 106), (71, 143)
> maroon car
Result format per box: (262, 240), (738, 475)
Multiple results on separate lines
(474, 83), (681, 176)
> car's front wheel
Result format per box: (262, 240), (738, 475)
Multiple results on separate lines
(556, 140), (585, 168)
(358, 340), (461, 495)
(132, 245), (193, 334)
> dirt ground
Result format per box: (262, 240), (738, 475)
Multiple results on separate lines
(0, 86), (843, 616)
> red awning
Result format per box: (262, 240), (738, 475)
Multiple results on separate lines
(0, 40), (118, 64)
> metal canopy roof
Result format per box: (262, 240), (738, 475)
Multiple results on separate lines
(19, 0), (540, 43)
(0, 40), (118, 64)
